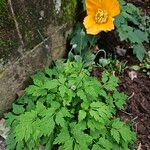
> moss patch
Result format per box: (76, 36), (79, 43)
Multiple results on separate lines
(62, 0), (77, 22)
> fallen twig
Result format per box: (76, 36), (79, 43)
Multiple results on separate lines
(120, 110), (132, 116)
(128, 92), (135, 100)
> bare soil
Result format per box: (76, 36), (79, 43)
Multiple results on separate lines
(118, 71), (150, 150)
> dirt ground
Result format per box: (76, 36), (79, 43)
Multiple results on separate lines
(118, 71), (150, 150)
(118, 1), (150, 149)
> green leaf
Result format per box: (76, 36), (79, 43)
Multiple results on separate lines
(4, 112), (17, 126)
(63, 138), (73, 150)
(101, 71), (109, 83)
(119, 126), (133, 142)
(31, 72), (45, 87)
(113, 91), (127, 109)
(74, 144), (81, 150)
(43, 79), (59, 90)
(6, 131), (17, 150)
(111, 128), (120, 143)
(26, 85), (47, 97)
(55, 111), (66, 127)
(15, 110), (38, 142)
(44, 67), (56, 77)
(85, 86), (98, 99)
(59, 85), (67, 98)
(54, 127), (70, 144)
(92, 144), (101, 150)
(58, 74), (66, 84)
(78, 110), (86, 122)
(40, 117), (55, 136)
(103, 74), (118, 91)
(16, 141), (24, 150)
(70, 23), (87, 54)
(77, 89), (87, 101)
(98, 137), (112, 150)
(133, 44), (146, 61)
(112, 119), (124, 129)
(89, 110), (100, 121)
(45, 133), (54, 150)
(134, 30), (148, 42)
(12, 104), (25, 115)
(36, 101), (45, 114)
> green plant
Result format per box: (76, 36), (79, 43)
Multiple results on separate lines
(139, 13), (150, 39)
(68, 23), (96, 68)
(115, 0), (149, 61)
(131, 51), (150, 77)
(5, 61), (135, 150)
(97, 55), (127, 75)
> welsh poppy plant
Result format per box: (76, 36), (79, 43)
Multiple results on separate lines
(83, 0), (120, 35)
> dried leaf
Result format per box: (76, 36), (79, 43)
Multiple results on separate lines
(128, 71), (137, 80)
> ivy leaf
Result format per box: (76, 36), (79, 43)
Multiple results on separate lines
(78, 110), (86, 122)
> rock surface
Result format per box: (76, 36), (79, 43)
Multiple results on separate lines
(0, 0), (76, 116)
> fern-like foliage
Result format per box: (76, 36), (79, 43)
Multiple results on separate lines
(5, 61), (136, 150)
(115, 0), (149, 61)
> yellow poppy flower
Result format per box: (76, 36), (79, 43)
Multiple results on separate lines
(83, 0), (120, 35)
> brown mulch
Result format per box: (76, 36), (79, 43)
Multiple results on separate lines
(118, 72), (150, 150)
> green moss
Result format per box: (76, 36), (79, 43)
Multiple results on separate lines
(63, 0), (77, 22)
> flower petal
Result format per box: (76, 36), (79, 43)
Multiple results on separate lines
(84, 16), (115, 35)
(83, 15), (95, 29)
(85, 0), (101, 15)
(101, 0), (120, 17)
(98, 16), (115, 31)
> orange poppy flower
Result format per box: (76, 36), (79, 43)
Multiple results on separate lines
(83, 0), (120, 35)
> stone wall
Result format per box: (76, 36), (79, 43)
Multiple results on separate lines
(0, 0), (77, 116)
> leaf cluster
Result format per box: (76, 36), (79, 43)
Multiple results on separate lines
(115, 0), (149, 61)
(97, 56), (127, 75)
(131, 51), (150, 77)
(5, 61), (135, 150)
(68, 23), (96, 67)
